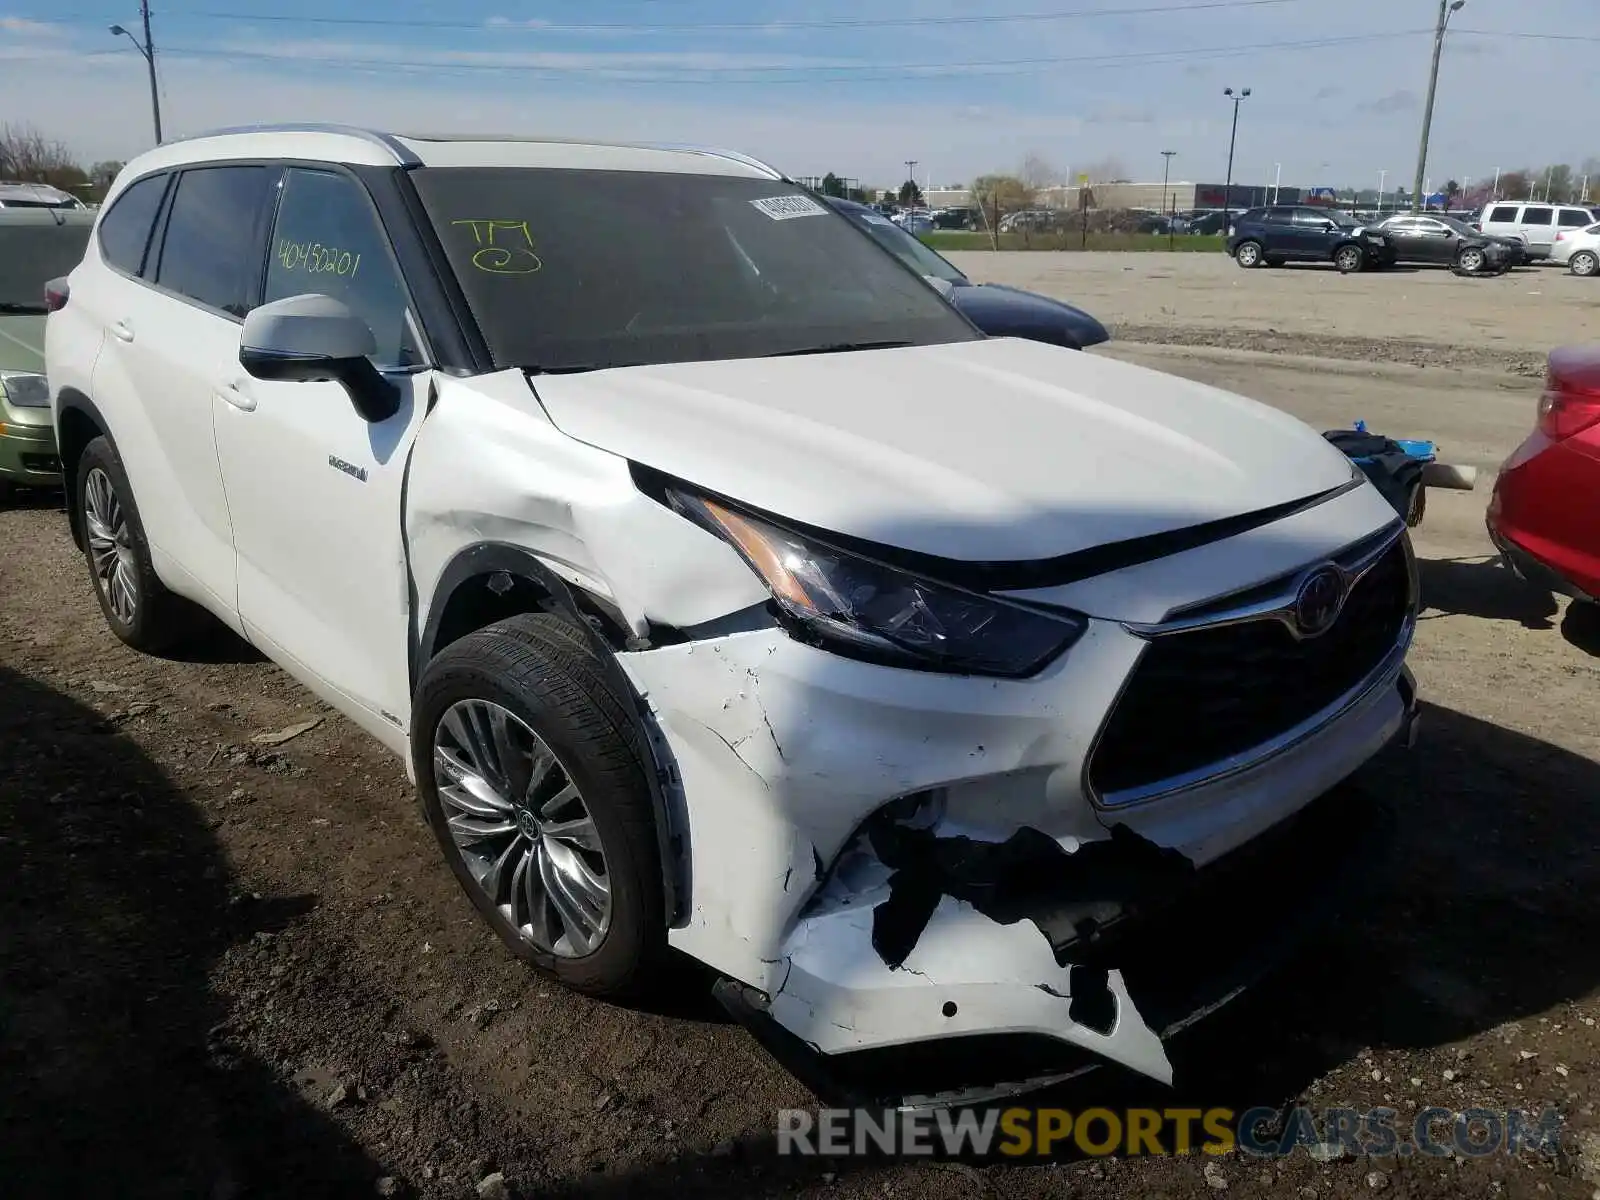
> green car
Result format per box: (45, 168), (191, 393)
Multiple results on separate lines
(0, 208), (94, 502)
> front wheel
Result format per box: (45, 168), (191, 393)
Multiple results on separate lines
(411, 613), (668, 999)
(1334, 245), (1364, 274)
(1570, 250), (1599, 277)
(1456, 247), (1487, 275)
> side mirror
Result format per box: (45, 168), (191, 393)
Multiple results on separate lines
(239, 294), (400, 423)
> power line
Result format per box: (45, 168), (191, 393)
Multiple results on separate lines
(76, 0), (1318, 34)
(1453, 28), (1600, 43)
(142, 31), (1424, 84)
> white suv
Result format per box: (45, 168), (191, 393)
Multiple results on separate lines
(47, 125), (1418, 1106)
(1476, 200), (1598, 260)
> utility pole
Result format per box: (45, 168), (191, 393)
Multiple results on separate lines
(110, 1), (163, 145)
(1221, 87), (1250, 233)
(1161, 150), (1177, 249)
(1411, 0), (1463, 212)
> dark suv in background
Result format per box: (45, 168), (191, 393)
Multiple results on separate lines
(1227, 206), (1394, 273)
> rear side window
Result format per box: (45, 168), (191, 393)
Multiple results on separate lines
(1238, 208), (1268, 223)
(154, 166), (274, 319)
(1266, 207), (1296, 224)
(1486, 204), (1519, 223)
(1521, 206), (1554, 226)
(1558, 209), (1590, 227)
(97, 173), (168, 276)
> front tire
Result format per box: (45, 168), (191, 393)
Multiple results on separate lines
(1456, 247), (1487, 275)
(411, 613), (667, 999)
(76, 436), (187, 653)
(1570, 251), (1599, 277)
(1234, 241), (1263, 268)
(1334, 245), (1364, 274)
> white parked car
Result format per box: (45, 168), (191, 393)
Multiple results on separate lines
(46, 125), (1419, 1106)
(1550, 220), (1600, 276)
(1475, 200), (1596, 260)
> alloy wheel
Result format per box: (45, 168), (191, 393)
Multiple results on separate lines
(84, 467), (137, 625)
(1236, 243), (1260, 267)
(432, 698), (612, 957)
(1459, 249), (1485, 273)
(1572, 252), (1598, 277)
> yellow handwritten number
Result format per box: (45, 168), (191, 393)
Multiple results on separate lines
(277, 239), (362, 279)
(450, 219), (543, 274)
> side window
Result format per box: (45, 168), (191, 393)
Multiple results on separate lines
(1292, 208), (1331, 226)
(263, 169), (421, 369)
(96, 173), (168, 276)
(1558, 209), (1590, 227)
(155, 166), (274, 318)
(1266, 207), (1296, 224)
(1486, 204), (1519, 223)
(1521, 206), (1554, 226)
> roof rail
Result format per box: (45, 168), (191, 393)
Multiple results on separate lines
(166, 123), (421, 167)
(643, 143), (788, 181)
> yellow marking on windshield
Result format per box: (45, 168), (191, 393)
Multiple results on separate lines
(450, 219), (544, 274)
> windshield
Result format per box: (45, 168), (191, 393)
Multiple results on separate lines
(845, 209), (966, 284)
(410, 167), (978, 372)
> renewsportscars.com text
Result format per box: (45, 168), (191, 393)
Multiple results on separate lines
(777, 1105), (1566, 1159)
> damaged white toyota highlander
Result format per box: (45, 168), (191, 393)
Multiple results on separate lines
(47, 127), (1420, 1107)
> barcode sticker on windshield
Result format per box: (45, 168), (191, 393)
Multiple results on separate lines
(750, 194), (826, 221)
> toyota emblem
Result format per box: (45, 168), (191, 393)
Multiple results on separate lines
(1293, 565), (1346, 638)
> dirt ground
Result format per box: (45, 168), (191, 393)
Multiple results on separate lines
(4, 254), (1600, 1199)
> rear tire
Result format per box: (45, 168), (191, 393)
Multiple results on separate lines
(76, 436), (188, 654)
(1570, 250), (1599, 277)
(1334, 245), (1364, 274)
(411, 612), (668, 999)
(1234, 241), (1263, 268)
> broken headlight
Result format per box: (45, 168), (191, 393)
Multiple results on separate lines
(668, 490), (1086, 677)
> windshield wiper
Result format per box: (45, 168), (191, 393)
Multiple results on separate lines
(763, 339), (913, 358)
(0, 302), (48, 314)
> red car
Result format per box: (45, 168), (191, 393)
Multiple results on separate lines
(1488, 345), (1600, 603)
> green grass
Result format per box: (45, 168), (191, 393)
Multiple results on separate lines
(920, 232), (1227, 253)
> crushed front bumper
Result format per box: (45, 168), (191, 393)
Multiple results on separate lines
(716, 754), (1406, 1108)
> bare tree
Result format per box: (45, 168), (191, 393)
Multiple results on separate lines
(971, 174), (1035, 248)
(0, 123), (86, 189)
(1019, 152), (1059, 191)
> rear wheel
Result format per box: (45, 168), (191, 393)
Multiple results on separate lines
(1233, 241), (1263, 268)
(77, 436), (188, 653)
(1570, 250), (1599, 277)
(1334, 245), (1364, 274)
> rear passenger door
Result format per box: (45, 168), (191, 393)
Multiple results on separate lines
(211, 165), (430, 748)
(90, 165), (276, 623)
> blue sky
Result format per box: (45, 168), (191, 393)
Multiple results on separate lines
(2, 1), (1596, 189)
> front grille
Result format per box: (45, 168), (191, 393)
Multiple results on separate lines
(1089, 538), (1412, 800)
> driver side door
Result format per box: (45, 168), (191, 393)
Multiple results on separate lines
(212, 166), (432, 751)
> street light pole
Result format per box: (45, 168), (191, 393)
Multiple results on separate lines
(1221, 86), (1251, 234)
(1411, 0), (1464, 213)
(110, 0), (162, 145)
(1161, 150), (1176, 249)
(1271, 162), (1281, 205)
(1377, 169), (1387, 215)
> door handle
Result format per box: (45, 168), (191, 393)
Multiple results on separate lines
(109, 320), (134, 343)
(217, 383), (256, 412)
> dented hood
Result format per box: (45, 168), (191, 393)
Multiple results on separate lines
(529, 336), (1356, 562)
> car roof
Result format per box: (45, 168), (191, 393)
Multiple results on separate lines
(0, 181), (81, 205)
(113, 124), (787, 182)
